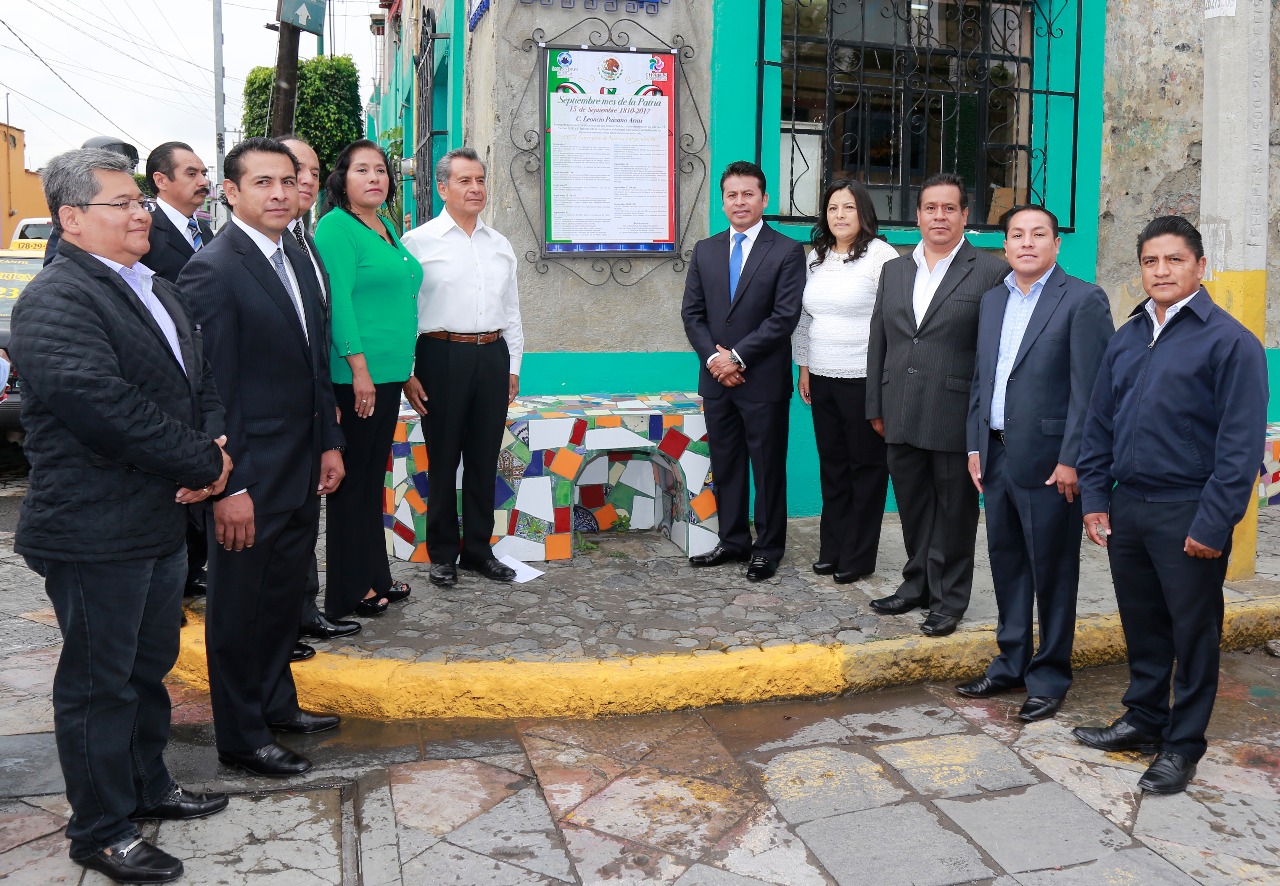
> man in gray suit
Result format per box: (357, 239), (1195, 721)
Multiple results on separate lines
(959, 205), (1113, 719)
(866, 173), (1008, 636)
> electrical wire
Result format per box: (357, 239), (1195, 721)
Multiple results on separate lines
(10, 95), (78, 150)
(0, 19), (149, 150)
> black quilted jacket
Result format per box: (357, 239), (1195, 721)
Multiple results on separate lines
(9, 242), (226, 561)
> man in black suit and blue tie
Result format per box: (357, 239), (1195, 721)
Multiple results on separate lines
(958, 205), (1113, 721)
(179, 137), (346, 778)
(681, 161), (805, 581)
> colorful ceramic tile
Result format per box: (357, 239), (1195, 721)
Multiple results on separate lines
(515, 512), (553, 543)
(545, 534), (572, 560)
(572, 505), (599, 532)
(550, 447), (585, 479)
(595, 503), (619, 531)
(690, 488), (717, 521)
(658, 429), (691, 460)
(515, 476), (555, 522)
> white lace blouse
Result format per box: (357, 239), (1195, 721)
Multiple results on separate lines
(793, 237), (899, 379)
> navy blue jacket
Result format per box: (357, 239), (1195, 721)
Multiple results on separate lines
(1078, 288), (1268, 550)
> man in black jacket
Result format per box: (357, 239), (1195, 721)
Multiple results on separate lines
(179, 137), (346, 778)
(10, 147), (232, 884)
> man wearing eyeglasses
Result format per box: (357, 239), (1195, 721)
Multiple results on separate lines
(10, 148), (233, 884)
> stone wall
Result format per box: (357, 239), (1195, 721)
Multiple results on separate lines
(463, 2), (713, 354)
(1098, 0), (1279, 346)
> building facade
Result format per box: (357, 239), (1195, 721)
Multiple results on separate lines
(0, 124), (50, 246)
(365, 0), (1279, 519)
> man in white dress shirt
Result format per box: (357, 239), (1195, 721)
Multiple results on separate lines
(401, 147), (524, 588)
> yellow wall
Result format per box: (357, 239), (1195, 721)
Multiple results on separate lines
(1, 125), (49, 246)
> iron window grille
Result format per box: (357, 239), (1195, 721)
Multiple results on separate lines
(763, 0), (1084, 231)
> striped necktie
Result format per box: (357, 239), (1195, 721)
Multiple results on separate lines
(187, 217), (203, 250)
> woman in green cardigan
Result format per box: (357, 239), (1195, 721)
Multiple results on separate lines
(313, 139), (423, 619)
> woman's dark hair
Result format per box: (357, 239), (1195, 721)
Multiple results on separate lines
(321, 139), (396, 215)
(809, 178), (880, 269)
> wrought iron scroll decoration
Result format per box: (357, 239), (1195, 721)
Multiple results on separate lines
(509, 17), (707, 287)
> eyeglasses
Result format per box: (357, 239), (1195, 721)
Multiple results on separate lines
(78, 198), (157, 213)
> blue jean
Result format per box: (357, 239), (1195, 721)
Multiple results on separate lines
(25, 544), (185, 859)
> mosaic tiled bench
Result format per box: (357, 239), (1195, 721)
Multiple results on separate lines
(383, 394), (720, 562)
(1262, 422), (1280, 508)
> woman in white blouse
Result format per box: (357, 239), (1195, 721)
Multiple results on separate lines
(794, 179), (899, 583)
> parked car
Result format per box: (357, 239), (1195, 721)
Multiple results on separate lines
(8, 217), (52, 253)
(0, 247), (44, 438)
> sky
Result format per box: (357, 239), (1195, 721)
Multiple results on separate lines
(0, 0), (379, 174)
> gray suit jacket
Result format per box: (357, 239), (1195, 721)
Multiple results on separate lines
(966, 265), (1114, 487)
(866, 240), (1009, 453)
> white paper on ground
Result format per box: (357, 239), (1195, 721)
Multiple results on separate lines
(498, 555), (544, 583)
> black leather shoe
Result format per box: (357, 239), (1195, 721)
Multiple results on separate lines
(690, 545), (751, 567)
(1138, 751), (1197, 794)
(218, 742), (312, 777)
(1019, 696), (1063, 721)
(812, 560), (836, 575)
(269, 709), (340, 734)
(354, 595), (389, 616)
(921, 612), (960, 636)
(746, 557), (779, 582)
(956, 675), (1026, 698)
(869, 594), (921, 615)
(184, 571), (207, 597)
(300, 614), (361, 639)
(133, 785), (229, 821)
(290, 642), (316, 662)
(383, 581), (412, 603)
(429, 564), (458, 586)
(1072, 718), (1162, 754)
(833, 571), (862, 584)
(77, 837), (183, 884)
(459, 558), (516, 582)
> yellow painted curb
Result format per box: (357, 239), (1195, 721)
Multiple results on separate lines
(173, 596), (1280, 720)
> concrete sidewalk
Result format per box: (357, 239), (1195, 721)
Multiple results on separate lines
(176, 506), (1279, 718)
(2, 655), (1278, 884)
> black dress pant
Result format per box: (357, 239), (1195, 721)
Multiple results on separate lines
(185, 512), (207, 587)
(886, 442), (979, 617)
(1109, 491), (1230, 762)
(415, 334), (510, 565)
(704, 395), (790, 560)
(982, 436), (1082, 698)
(207, 496), (319, 754)
(810, 374), (888, 575)
(25, 545), (186, 859)
(324, 382), (402, 618)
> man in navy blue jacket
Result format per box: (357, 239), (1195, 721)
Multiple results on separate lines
(1074, 216), (1268, 795)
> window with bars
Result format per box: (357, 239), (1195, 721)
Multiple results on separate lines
(766, 0), (1083, 230)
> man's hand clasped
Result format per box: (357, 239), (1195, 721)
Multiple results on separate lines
(403, 376), (429, 416)
(175, 435), (232, 504)
(710, 344), (744, 388)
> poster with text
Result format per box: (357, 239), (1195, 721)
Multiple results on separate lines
(544, 47), (677, 254)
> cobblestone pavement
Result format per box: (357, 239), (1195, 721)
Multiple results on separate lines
(1, 653), (1277, 884)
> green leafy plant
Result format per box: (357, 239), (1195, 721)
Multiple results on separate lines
(378, 125), (404, 234)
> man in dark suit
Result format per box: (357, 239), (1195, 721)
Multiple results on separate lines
(278, 134), (361, 654)
(12, 147), (231, 883)
(681, 160), (805, 581)
(141, 140), (217, 604)
(142, 141), (213, 284)
(866, 173), (1008, 636)
(958, 205), (1113, 720)
(179, 137), (346, 778)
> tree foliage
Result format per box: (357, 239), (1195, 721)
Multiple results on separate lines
(241, 54), (364, 181)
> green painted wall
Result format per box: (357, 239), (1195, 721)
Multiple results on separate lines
(1270, 349), (1280, 423)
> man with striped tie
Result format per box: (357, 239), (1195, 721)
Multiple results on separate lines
(142, 141), (213, 284)
(143, 141), (218, 605)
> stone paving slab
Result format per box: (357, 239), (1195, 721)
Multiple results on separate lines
(2, 656), (1280, 884)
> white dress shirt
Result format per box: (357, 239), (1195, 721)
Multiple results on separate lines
(289, 218), (327, 304)
(157, 198), (200, 249)
(90, 253), (185, 373)
(910, 238), (965, 327)
(400, 209), (524, 374)
(729, 218), (765, 279)
(230, 214), (308, 342)
(1144, 289), (1198, 342)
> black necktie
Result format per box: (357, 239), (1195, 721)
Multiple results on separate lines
(292, 221), (310, 258)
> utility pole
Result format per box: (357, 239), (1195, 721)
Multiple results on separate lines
(269, 22), (301, 137)
(212, 0), (226, 227)
(1200, 0), (1271, 580)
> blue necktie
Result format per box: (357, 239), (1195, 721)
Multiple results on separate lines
(187, 217), (203, 250)
(728, 232), (746, 301)
(270, 247), (309, 342)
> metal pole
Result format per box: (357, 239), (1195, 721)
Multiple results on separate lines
(269, 22), (301, 137)
(1200, 0), (1271, 580)
(213, 0), (227, 227)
